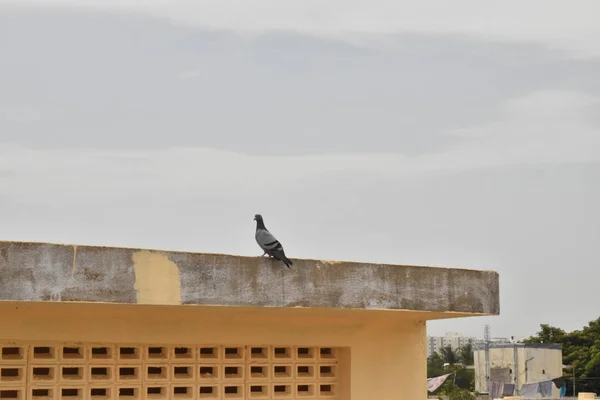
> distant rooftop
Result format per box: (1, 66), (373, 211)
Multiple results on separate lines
(0, 240), (500, 318)
(474, 342), (562, 350)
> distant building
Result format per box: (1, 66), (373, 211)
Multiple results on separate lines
(473, 342), (563, 397)
(428, 336), (444, 357)
(427, 332), (481, 357)
(489, 337), (512, 343)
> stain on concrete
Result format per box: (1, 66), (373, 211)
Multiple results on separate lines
(132, 250), (181, 305)
(0, 240), (500, 315)
(71, 245), (78, 275)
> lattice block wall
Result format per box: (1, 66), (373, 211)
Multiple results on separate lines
(0, 344), (340, 400)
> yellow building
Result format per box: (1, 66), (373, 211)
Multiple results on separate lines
(0, 241), (499, 400)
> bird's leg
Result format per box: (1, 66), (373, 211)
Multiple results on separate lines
(260, 250), (268, 257)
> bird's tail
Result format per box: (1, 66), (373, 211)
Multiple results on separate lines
(282, 257), (293, 269)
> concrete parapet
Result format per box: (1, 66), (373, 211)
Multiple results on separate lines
(0, 240), (499, 316)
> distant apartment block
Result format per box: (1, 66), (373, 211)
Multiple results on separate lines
(427, 332), (512, 357)
(427, 332), (481, 357)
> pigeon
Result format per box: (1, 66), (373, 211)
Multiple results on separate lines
(254, 214), (293, 268)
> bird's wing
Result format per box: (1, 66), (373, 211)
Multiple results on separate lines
(255, 229), (283, 250)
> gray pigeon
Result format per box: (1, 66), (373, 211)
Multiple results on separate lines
(254, 214), (293, 268)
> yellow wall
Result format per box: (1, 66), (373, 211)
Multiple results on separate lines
(0, 302), (427, 400)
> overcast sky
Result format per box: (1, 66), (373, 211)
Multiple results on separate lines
(1, 0), (599, 339)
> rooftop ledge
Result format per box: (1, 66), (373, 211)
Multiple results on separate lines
(0, 240), (499, 318)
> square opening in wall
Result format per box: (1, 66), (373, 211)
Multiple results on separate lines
(90, 366), (112, 381)
(90, 388), (112, 400)
(146, 386), (166, 399)
(249, 347), (268, 359)
(146, 366), (168, 381)
(173, 366), (194, 380)
(272, 385), (291, 397)
(147, 347), (167, 360)
(295, 365), (314, 379)
(296, 347), (315, 360)
(223, 386), (242, 399)
(319, 384), (336, 397)
(32, 347), (55, 360)
(60, 388), (82, 400)
(0, 367), (22, 383)
(223, 347), (242, 361)
(198, 365), (218, 380)
(61, 347), (83, 361)
(249, 365), (268, 379)
(198, 347), (219, 360)
(296, 384), (315, 397)
(1, 347), (23, 362)
(118, 387), (138, 399)
(318, 365), (336, 379)
(198, 386), (218, 399)
(272, 347), (291, 360)
(0, 390), (21, 400)
(146, 388), (162, 395)
(173, 347), (193, 360)
(223, 366), (243, 380)
(31, 388), (53, 400)
(319, 348), (336, 360)
(118, 367), (139, 381)
(272, 366), (292, 379)
(90, 347), (113, 361)
(248, 385), (268, 398)
(172, 386), (193, 399)
(32, 366), (56, 382)
(118, 347), (139, 361)
(61, 367), (83, 381)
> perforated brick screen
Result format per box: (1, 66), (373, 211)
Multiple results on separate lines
(0, 344), (340, 400)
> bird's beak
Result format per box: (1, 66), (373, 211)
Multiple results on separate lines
(253, 217), (256, 221)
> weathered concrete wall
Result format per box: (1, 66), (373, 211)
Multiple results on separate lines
(0, 240), (499, 316)
(474, 344), (563, 396)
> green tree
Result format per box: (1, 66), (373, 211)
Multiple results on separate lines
(453, 367), (475, 391)
(427, 352), (445, 378)
(428, 351), (475, 393)
(443, 385), (475, 400)
(441, 345), (459, 366)
(524, 324), (566, 344)
(458, 343), (474, 365)
(524, 317), (600, 396)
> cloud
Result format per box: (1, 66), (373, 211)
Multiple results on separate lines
(1, 89), (597, 208)
(0, 105), (41, 122)
(178, 69), (204, 80)
(2, 0), (600, 58)
(431, 90), (600, 169)
(1, 8), (599, 156)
